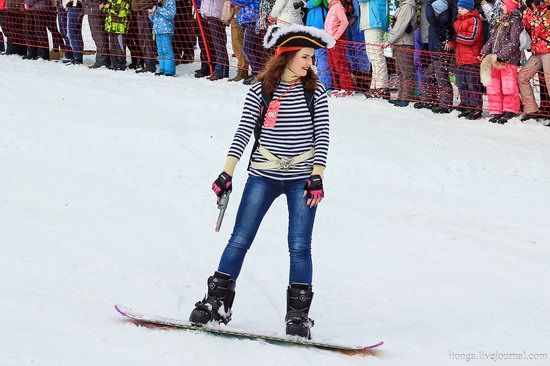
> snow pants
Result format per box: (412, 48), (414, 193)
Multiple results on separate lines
(364, 27), (389, 89)
(327, 38), (354, 91)
(487, 64), (520, 115)
(156, 34), (176, 75)
(315, 48), (333, 90)
(108, 33), (126, 69)
(394, 45), (416, 101)
(87, 12), (110, 66)
(518, 52), (550, 114)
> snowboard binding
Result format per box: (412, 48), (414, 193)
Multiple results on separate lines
(189, 271), (236, 325)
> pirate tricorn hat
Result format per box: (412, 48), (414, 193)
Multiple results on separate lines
(263, 25), (336, 56)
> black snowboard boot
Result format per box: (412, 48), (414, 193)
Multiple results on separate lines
(189, 271), (236, 325)
(285, 283), (314, 339)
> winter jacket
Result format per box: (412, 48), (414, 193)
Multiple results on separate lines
(480, 10), (522, 65)
(270, 0), (303, 25)
(453, 9), (483, 65)
(324, 0), (348, 39)
(231, 0), (259, 24)
(131, 0), (155, 11)
(25, 0), (49, 11)
(387, 0), (416, 46)
(481, 0), (502, 36)
(104, 0), (130, 33)
(259, 0), (277, 30)
(419, 0), (429, 44)
(523, 2), (550, 55)
(425, 2), (453, 52)
(305, 0), (328, 29)
(149, 0), (176, 33)
(358, 0), (389, 30)
(201, 0), (224, 18)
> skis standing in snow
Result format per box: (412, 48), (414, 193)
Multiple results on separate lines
(189, 24), (335, 340)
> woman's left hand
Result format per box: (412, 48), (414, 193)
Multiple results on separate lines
(304, 175), (324, 207)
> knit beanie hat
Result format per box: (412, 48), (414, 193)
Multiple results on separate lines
(431, 0), (448, 14)
(502, 0), (519, 12)
(457, 0), (474, 11)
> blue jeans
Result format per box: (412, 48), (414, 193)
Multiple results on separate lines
(205, 16), (229, 77)
(242, 22), (262, 74)
(57, 5), (73, 59)
(155, 34), (175, 75)
(456, 64), (482, 108)
(67, 8), (84, 63)
(218, 175), (318, 285)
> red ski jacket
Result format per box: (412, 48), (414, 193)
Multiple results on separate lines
(453, 9), (484, 66)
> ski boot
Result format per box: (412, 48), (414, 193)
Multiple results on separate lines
(189, 271), (236, 325)
(285, 283), (314, 339)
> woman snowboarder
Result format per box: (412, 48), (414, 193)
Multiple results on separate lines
(189, 24), (334, 340)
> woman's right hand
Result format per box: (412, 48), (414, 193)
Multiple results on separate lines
(212, 172), (232, 197)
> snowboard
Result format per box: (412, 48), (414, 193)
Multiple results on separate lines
(114, 305), (383, 356)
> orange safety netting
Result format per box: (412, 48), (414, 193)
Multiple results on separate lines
(1, 3), (550, 118)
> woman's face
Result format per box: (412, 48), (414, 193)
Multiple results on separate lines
(287, 48), (315, 77)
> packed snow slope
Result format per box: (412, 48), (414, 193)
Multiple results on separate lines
(1, 56), (549, 366)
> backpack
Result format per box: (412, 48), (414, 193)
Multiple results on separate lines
(248, 83), (316, 169)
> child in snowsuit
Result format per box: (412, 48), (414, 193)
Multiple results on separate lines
(324, 0), (353, 94)
(479, 0), (522, 123)
(383, 0), (417, 107)
(453, 0), (484, 119)
(101, 0), (130, 70)
(149, 0), (176, 76)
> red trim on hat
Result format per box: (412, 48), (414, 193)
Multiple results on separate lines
(275, 46), (304, 56)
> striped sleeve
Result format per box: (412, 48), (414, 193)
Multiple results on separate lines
(227, 83), (263, 160)
(455, 17), (481, 45)
(312, 82), (329, 167)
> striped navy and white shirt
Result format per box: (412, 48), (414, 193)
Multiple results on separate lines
(228, 81), (330, 180)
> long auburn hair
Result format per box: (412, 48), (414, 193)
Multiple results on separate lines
(255, 50), (319, 95)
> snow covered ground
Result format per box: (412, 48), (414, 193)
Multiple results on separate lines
(1, 55), (549, 366)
